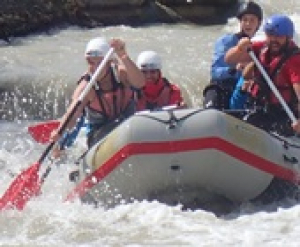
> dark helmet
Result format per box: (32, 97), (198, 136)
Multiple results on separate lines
(236, 1), (263, 21)
(263, 14), (294, 38)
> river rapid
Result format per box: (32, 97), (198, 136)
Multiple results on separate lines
(1, 0), (300, 246)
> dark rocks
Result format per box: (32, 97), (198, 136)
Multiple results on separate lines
(81, 0), (239, 26)
(0, 0), (89, 41)
(0, 0), (239, 41)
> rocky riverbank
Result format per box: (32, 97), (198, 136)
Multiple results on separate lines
(0, 0), (239, 41)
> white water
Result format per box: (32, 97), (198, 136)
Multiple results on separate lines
(1, 1), (300, 246)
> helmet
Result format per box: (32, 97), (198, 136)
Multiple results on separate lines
(236, 1), (263, 21)
(263, 14), (294, 38)
(136, 51), (162, 70)
(85, 37), (110, 57)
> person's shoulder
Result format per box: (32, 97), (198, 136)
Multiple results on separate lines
(170, 83), (180, 90)
(216, 33), (237, 45)
(77, 77), (89, 87)
(162, 78), (180, 90)
(73, 79), (90, 100)
(169, 83), (182, 94)
(286, 43), (300, 60)
(283, 49), (300, 74)
(287, 51), (300, 65)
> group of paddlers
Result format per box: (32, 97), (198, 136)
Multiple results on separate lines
(204, 1), (300, 137)
(51, 1), (300, 158)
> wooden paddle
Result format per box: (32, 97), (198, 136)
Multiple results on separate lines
(0, 48), (114, 211)
(248, 49), (297, 123)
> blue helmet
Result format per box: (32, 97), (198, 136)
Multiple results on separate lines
(263, 15), (294, 38)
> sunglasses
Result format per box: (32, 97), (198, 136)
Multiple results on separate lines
(86, 50), (105, 57)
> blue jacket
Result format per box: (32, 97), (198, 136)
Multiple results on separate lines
(211, 34), (241, 82)
(230, 77), (248, 109)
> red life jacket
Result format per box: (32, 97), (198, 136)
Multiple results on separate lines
(249, 43), (300, 108)
(136, 77), (182, 111)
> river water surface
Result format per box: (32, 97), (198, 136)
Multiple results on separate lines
(1, 1), (300, 246)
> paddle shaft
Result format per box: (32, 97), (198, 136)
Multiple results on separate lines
(37, 48), (115, 165)
(248, 49), (297, 123)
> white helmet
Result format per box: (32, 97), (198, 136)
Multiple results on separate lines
(85, 37), (110, 57)
(136, 51), (162, 70)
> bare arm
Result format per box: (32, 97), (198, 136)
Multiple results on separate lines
(51, 82), (89, 142)
(61, 84), (88, 127)
(111, 38), (145, 89)
(242, 61), (255, 80)
(118, 55), (145, 88)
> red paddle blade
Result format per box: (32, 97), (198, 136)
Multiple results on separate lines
(28, 121), (60, 144)
(0, 162), (41, 211)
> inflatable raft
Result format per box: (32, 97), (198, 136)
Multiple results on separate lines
(65, 108), (300, 213)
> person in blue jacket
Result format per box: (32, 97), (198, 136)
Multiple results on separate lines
(203, 1), (263, 110)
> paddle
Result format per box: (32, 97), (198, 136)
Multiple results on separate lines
(28, 120), (60, 144)
(0, 47), (115, 211)
(248, 49), (297, 123)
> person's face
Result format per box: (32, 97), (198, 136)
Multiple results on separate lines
(240, 14), (260, 38)
(86, 55), (103, 72)
(141, 69), (160, 83)
(265, 33), (289, 54)
(86, 55), (110, 78)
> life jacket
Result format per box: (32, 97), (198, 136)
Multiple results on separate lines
(136, 77), (178, 111)
(81, 67), (135, 129)
(249, 43), (300, 111)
